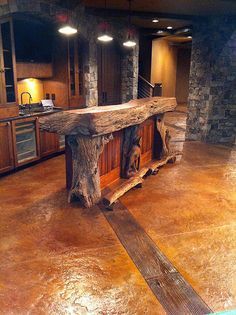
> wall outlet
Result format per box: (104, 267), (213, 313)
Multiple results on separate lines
(45, 93), (50, 99)
(51, 93), (56, 100)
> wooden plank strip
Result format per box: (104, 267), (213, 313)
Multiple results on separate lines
(103, 166), (149, 207)
(99, 200), (213, 315)
(103, 154), (181, 207)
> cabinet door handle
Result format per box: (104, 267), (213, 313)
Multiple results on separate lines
(6, 122), (10, 126)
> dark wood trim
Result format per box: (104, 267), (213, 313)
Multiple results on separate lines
(86, 7), (194, 21)
(9, 17), (18, 106)
(99, 199), (213, 315)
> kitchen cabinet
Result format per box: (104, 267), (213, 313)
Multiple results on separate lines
(0, 18), (18, 118)
(40, 133), (65, 157)
(68, 37), (85, 108)
(0, 112), (65, 175)
(16, 62), (53, 79)
(13, 19), (53, 79)
(40, 130), (59, 157)
(12, 117), (40, 167)
(0, 121), (14, 174)
(13, 19), (52, 63)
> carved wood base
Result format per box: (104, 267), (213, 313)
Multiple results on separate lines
(67, 134), (112, 208)
(103, 152), (182, 207)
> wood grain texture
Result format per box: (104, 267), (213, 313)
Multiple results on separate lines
(39, 97), (177, 136)
(0, 121), (14, 173)
(99, 130), (122, 176)
(40, 130), (59, 157)
(67, 133), (112, 208)
(0, 105), (19, 119)
(139, 117), (155, 167)
(102, 155), (181, 207)
(16, 62), (53, 79)
(99, 200), (213, 315)
(103, 166), (149, 207)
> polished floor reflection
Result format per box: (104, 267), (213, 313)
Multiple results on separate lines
(0, 105), (235, 314)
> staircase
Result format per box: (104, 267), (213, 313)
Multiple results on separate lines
(138, 75), (162, 99)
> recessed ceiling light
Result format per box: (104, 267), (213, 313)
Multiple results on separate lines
(187, 36), (192, 39)
(156, 30), (164, 34)
(167, 26), (173, 30)
(152, 19), (159, 23)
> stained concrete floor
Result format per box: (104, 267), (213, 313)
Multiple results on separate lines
(0, 107), (235, 314)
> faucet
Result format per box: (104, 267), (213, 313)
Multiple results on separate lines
(20, 92), (33, 113)
(20, 92), (33, 105)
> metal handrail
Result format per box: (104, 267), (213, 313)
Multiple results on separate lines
(138, 75), (154, 89)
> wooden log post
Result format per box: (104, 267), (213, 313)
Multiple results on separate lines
(155, 114), (171, 158)
(67, 134), (112, 208)
(121, 125), (140, 178)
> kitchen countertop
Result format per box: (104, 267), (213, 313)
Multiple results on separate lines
(0, 108), (63, 123)
(40, 97), (177, 136)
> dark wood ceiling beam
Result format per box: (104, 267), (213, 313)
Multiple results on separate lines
(85, 7), (194, 21)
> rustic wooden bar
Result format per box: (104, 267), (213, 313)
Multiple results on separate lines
(39, 97), (177, 208)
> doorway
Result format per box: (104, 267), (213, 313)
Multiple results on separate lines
(97, 42), (121, 106)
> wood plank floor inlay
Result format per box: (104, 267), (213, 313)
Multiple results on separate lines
(99, 199), (213, 315)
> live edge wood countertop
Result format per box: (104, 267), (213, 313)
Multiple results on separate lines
(39, 97), (177, 136)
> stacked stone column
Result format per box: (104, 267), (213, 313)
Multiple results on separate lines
(186, 17), (236, 146)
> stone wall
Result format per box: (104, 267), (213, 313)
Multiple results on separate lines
(186, 16), (236, 146)
(80, 16), (139, 105)
(121, 46), (139, 102)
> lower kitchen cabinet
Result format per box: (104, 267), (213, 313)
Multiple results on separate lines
(0, 121), (14, 174)
(11, 117), (40, 167)
(40, 130), (59, 157)
(0, 114), (65, 175)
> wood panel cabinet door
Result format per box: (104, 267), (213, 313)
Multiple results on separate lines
(0, 121), (14, 173)
(0, 18), (17, 106)
(40, 131), (59, 157)
(98, 43), (121, 106)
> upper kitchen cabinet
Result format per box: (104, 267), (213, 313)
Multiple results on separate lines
(0, 18), (18, 118)
(13, 18), (53, 79)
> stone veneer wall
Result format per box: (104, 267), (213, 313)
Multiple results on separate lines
(79, 15), (139, 106)
(0, 0), (139, 107)
(186, 16), (236, 146)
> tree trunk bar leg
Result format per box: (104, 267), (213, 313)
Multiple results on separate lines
(156, 113), (171, 158)
(67, 134), (112, 208)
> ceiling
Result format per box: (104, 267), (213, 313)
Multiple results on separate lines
(82, 0), (236, 42)
(84, 0), (236, 16)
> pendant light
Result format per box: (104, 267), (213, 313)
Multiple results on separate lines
(123, 0), (136, 48)
(97, 0), (113, 42)
(58, 1), (77, 36)
(59, 25), (77, 35)
(97, 22), (113, 42)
